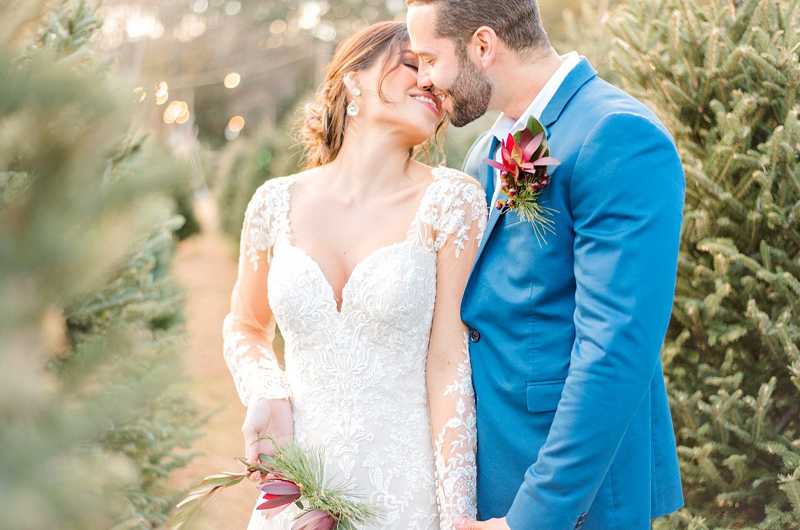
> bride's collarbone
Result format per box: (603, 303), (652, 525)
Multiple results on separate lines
(284, 180), (433, 298)
(289, 211), (411, 266)
(287, 178), (432, 254)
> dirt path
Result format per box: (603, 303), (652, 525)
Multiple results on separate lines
(169, 197), (266, 529)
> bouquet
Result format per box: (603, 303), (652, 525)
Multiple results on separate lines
(167, 437), (382, 530)
(484, 115), (561, 246)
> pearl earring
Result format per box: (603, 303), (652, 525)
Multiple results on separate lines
(353, 88), (361, 97)
(347, 100), (360, 117)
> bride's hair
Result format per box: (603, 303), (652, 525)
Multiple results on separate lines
(299, 21), (446, 170)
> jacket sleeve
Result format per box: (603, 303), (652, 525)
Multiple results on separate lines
(505, 113), (685, 530)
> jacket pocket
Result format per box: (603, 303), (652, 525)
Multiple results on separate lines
(526, 379), (565, 413)
(501, 209), (525, 227)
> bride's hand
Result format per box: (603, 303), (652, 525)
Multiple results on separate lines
(242, 397), (294, 482)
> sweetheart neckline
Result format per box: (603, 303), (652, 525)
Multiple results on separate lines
(279, 239), (432, 316)
(280, 173), (442, 313)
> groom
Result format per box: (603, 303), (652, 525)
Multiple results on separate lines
(407, 2), (685, 529)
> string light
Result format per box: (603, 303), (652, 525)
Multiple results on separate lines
(164, 101), (189, 124)
(228, 115), (245, 133)
(224, 72), (241, 89)
(160, 47), (316, 90)
(133, 86), (146, 102)
(176, 109), (191, 124)
(155, 81), (169, 105)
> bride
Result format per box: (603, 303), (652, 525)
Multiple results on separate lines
(222, 21), (486, 530)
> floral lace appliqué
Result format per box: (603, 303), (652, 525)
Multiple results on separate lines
(433, 332), (478, 530)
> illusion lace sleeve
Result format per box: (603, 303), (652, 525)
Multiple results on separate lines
(426, 169), (487, 529)
(222, 182), (293, 407)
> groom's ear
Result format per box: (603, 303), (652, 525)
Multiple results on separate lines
(470, 26), (498, 69)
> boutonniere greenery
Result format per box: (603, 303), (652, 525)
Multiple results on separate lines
(484, 116), (560, 246)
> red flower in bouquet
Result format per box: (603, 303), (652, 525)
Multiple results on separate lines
(258, 478), (302, 517)
(291, 508), (337, 530)
(483, 116), (561, 246)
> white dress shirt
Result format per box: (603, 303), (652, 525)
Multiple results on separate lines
(489, 51), (581, 207)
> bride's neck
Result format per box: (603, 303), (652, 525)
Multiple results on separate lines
(323, 123), (416, 196)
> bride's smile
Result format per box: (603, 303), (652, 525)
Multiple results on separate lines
(341, 46), (447, 149)
(410, 92), (441, 115)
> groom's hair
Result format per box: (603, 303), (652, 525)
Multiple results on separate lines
(406, 0), (549, 53)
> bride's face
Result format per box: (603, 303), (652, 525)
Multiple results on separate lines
(349, 47), (446, 146)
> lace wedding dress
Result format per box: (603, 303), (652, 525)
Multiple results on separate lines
(223, 166), (486, 530)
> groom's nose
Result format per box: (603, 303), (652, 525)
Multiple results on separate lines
(416, 62), (433, 91)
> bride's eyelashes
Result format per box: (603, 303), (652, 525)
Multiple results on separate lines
(400, 51), (419, 71)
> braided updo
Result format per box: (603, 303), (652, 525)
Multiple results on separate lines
(299, 21), (445, 170)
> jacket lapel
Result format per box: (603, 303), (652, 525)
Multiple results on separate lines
(482, 136), (499, 207)
(474, 156), (502, 258)
(539, 57), (597, 129)
(467, 57), (598, 277)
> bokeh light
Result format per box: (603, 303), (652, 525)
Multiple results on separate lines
(224, 72), (241, 89)
(175, 109), (191, 124)
(155, 81), (169, 105)
(270, 19), (287, 34)
(192, 0), (209, 14)
(133, 86), (146, 102)
(225, 1), (242, 16)
(164, 101), (189, 124)
(228, 115), (245, 133)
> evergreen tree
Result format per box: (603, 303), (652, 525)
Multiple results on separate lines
(0, 1), (201, 528)
(599, 0), (800, 528)
(216, 122), (300, 244)
(558, 1), (621, 85)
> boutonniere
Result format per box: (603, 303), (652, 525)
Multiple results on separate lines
(483, 116), (560, 246)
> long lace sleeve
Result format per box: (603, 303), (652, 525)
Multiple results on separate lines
(426, 170), (487, 529)
(223, 182), (293, 407)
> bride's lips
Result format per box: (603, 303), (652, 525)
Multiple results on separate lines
(410, 91), (441, 115)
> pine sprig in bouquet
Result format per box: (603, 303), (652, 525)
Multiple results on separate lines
(167, 437), (382, 530)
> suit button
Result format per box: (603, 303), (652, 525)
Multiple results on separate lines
(469, 329), (481, 343)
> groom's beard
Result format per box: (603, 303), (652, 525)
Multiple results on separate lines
(445, 53), (492, 127)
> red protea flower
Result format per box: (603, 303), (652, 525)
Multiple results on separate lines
(485, 129), (559, 181)
(291, 509), (337, 530)
(257, 479), (302, 517)
(482, 116), (561, 246)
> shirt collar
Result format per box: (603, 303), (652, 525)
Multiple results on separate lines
(490, 51), (581, 143)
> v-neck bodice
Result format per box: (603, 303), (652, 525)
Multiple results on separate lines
(279, 174), (438, 314)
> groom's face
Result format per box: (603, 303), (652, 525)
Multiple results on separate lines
(407, 4), (493, 127)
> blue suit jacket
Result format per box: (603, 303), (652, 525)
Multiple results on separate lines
(460, 58), (685, 530)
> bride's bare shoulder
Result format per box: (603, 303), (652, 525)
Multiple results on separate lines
(288, 165), (323, 182)
(416, 162), (483, 192)
(252, 166), (320, 196)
